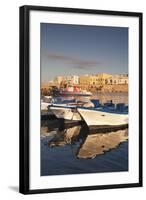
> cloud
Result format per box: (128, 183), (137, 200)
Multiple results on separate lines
(45, 51), (100, 69)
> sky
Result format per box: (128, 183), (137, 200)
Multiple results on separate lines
(40, 23), (128, 82)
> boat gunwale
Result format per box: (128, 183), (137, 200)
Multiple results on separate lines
(49, 105), (128, 115)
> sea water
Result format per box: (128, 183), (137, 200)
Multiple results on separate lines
(41, 92), (128, 176)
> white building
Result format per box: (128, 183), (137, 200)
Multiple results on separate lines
(106, 74), (128, 85)
(64, 75), (79, 85)
(54, 75), (79, 86)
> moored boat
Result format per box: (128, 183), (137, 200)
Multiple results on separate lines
(41, 102), (50, 111)
(59, 86), (92, 96)
(77, 107), (128, 128)
(41, 101), (69, 110)
(59, 91), (92, 96)
(49, 99), (94, 121)
(42, 96), (52, 103)
(49, 105), (82, 121)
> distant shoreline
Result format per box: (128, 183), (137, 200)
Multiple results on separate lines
(92, 91), (128, 94)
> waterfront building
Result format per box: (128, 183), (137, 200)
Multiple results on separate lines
(54, 75), (79, 87)
(89, 75), (98, 86)
(106, 74), (128, 85)
(79, 73), (113, 89)
(65, 75), (79, 85)
(79, 75), (90, 89)
(52, 73), (128, 89)
(95, 73), (112, 86)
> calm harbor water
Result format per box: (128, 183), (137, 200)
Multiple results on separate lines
(41, 92), (128, 176)
(41, 135), (128, 176)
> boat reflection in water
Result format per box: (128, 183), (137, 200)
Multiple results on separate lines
(41, 117), (128, 176)
(41, 119), (128, 159)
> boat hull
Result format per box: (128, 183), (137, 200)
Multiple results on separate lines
(49, 106), (82, 121)
(41, 102), (50, 111)
(41, 102), (68, 111)
(77, 108), (128, 127)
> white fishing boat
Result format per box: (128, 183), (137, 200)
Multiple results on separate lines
(77, 107), (128, 127)
(49, 99), (94, 121)
(41, 102), (50, 111)
(60, 90), (92, 96)
(43, 96), (52, 103)
(49, 105), (82, 121)
(41, 101), (71, 111)
(59, 86), (92, 96)
(41, 101), (71, 117)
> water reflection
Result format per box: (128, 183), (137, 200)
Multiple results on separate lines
(76, 129), (128, 159)
(41, 118), (128, 159)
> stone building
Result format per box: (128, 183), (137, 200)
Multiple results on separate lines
(79, 73), (113, 89)
(65, 75), (79, 85)
(106, 74), (128, 85)
(95, 73), (112, 85)
(79, 75), (89, 84)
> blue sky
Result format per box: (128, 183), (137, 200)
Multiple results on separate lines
(40, 23), (128, 82)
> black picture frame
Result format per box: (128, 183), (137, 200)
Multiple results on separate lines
(19, 5), (143, 194)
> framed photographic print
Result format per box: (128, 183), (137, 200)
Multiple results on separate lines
(19, 5), (143, 194)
